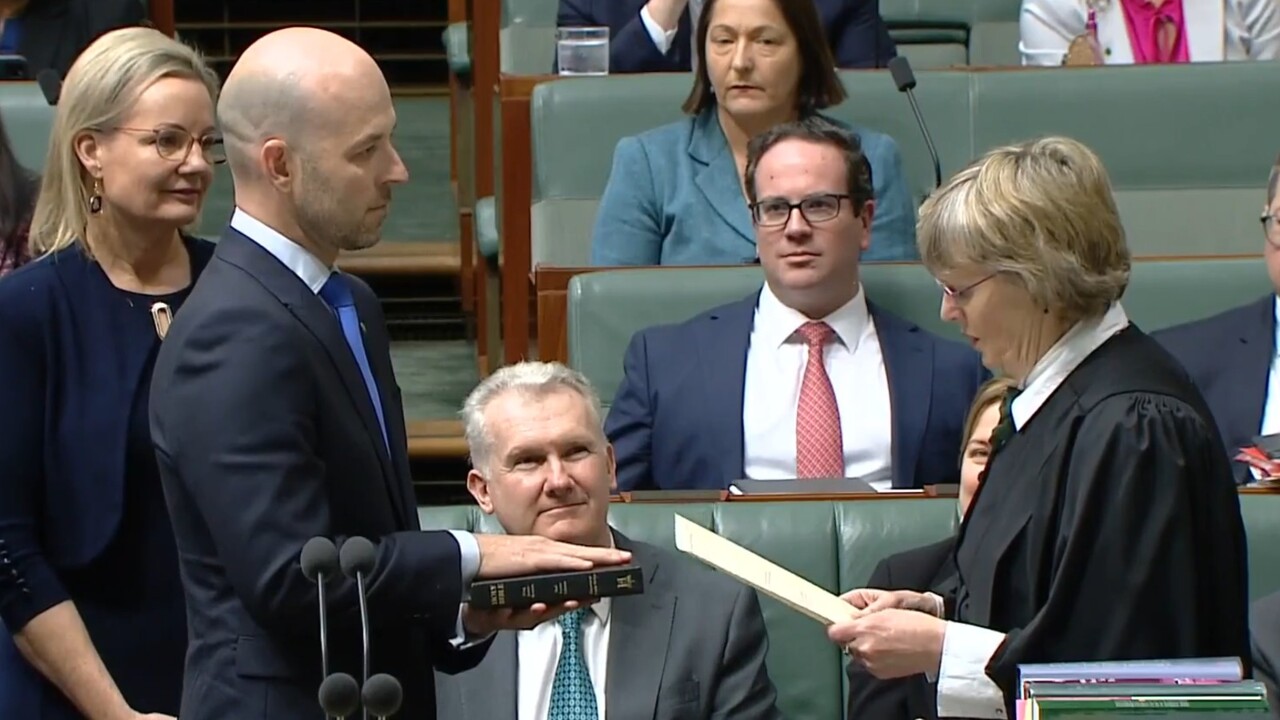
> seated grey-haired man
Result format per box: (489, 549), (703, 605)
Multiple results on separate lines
(436, 361), (783, 720)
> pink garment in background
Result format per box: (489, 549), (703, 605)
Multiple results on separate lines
(1120, 0), (1191, 63)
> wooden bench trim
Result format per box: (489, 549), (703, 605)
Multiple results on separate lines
(338, 242), (461, 276)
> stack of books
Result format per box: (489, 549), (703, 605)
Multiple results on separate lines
(1016, 657), (1270, 717)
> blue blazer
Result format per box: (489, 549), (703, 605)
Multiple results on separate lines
(590, 109), (918, 266)
(0, 236), (213, 719)
(605, 291), (989, 491)
(557, 0), (897, 73)
(1153, 295), (1275, 484)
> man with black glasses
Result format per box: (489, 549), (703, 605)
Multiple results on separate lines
(605, 116), (987, 493)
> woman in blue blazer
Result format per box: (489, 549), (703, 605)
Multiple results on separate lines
(590, 0), (917, 267)
(0, 28), (222, 720)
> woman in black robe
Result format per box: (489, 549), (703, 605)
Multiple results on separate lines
(827, 135), (1250, 719)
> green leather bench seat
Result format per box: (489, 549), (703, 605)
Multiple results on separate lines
(881, 0), (1021, 67)
(502, 0), (558, 74)
(420, 494), (1280, 720)
(523, 62), (1280, 270)
(0, 81), (54, 173)
(567, 257), (1269, 409)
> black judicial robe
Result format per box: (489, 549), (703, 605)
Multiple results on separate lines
(950, 326), (1250, 717)
(847, 537), (956, 720)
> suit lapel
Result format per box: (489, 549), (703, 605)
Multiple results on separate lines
(606, 535), (674, 720)
(869, 303), (930, 489)
(214, 230), (401, 500)
(353, 290), (416, 524)
(1227, 296), (1275, 453)
(698, 295), (757, 483)
(1096, 6), (1135, 63)
(688, 110), (756, 250)
(461, 632), (518, 720)
(1185, 1), (1224, 60)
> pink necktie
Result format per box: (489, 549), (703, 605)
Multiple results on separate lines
(795, 321), (844, 478)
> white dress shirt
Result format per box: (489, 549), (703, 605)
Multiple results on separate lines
(742, 283), (894, 488)
(228, 207), (482, 631)
(640, 5), (678, 53)
(517, 599), (612, 720)
(930, 302), (1130, 719)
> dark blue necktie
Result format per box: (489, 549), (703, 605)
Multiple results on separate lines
(319, 272), (389, 454)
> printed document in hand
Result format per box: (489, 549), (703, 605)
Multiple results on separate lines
(673, 514), (856, 625)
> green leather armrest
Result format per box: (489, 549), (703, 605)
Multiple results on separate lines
(443, 22), (471, 78)
(475, 196), (499, 260)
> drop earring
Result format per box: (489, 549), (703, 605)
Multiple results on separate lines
(88, 179), (103, 214)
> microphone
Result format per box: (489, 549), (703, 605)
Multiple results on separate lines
(887, 55), (943, 193)
(301, 536), (339, 679)
(339, 536), (377, 719)
(35, 69), (61, 105)
(318, 672), (361, 719)
(362, 673), (403, 720)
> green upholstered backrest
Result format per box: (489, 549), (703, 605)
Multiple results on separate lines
(0, 82), (53, 173)
(419, 494), (1280, 720)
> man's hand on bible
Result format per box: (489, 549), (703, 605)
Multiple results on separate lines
(461, 600), (591, 635)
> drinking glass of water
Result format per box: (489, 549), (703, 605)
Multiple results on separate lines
(557, 27), (609, 76)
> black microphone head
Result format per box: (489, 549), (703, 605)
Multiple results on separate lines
(318, 672), (360, 717)
(362, 673), (403, 718)
(339, 536), (377, 578)
(887, 55), (916, 92)
(35, 69), (61, 105)
(300, 536), (339, 582)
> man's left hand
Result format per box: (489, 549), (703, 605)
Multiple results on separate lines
(827, 608), (946, 679)
(461, 600), (591, 636)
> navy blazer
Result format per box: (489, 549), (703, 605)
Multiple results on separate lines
(1153, 295), (1275, 484)
(590, 109), (918, 266)
(149, 228), (488, 720)
(557, 0), (897, 73)
(0, 236), (213, 719)
(605, 291), (989, 491)
(16, 0), (146, 80)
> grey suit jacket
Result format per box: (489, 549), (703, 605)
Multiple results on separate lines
(436, 531), (782, 720)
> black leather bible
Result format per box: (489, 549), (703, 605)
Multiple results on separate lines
(468, 564), (645, 609)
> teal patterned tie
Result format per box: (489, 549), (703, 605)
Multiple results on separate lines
(547, 609), (598, 720)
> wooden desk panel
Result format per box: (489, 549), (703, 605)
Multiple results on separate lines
(149, 0), (175, 36)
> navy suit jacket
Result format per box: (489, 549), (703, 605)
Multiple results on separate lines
(1153, 295), (1275, 484)
(149, 229), (488, 720)
(557, 0), (897, 72)
(606, 291), (988, 491)
(16, 0), (146, 80)
(0, 236), (212, 720)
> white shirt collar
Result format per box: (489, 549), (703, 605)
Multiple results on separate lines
(1010, 302), (1131, 430)
(229, 207), (332, 294)
(755, 282), (870, 352)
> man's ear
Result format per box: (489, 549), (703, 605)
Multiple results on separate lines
(466, 468), (495, 514)
(262, 139), (294, 192)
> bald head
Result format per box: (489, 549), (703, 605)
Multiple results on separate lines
(217, 28), (388, 179)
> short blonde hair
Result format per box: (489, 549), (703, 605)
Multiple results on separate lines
(460, 361), (605, 475)
(917, 136), (1131, 324)
(28, 27), (220, 256)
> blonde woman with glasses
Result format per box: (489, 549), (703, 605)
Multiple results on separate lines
(827, 136), (1249, 719)
(0, 26), (221, 720)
